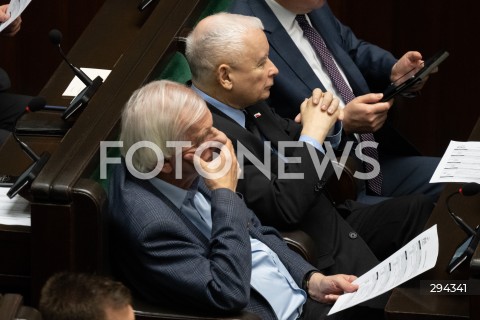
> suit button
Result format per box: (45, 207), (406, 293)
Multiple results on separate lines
(314, 179), (327, 192)
(349, 232), (358, 239)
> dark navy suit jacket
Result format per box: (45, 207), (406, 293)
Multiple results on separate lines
(108, 163), (316, 320)
(229, 0), (419, 157)
(209, 102), (380, 275)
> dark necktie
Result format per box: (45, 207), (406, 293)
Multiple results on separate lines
(295, 14), (382, 195)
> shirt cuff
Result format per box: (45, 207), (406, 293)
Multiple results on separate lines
(299, 135), (325, 154)
(325, 121), (342, 149)
(299, 121), (342, 153)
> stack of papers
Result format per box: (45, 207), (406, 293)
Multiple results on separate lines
(0, 187), (30, 226)
(430, 141), (480, 184)
(62, 68), (111, 97)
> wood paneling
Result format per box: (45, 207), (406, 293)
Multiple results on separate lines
(3, 0), (474, 156)
(0, 0), (105, 96)
(331, 0), (478, 156)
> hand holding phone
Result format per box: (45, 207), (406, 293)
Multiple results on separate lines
(381, 50), (449, 102)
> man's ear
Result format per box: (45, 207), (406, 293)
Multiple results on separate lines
(160, 160), (173, 174)
(182, 151), (195, 162)
(218, 64), (233, 90)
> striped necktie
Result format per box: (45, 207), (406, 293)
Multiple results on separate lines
(296, 14), (382, 195)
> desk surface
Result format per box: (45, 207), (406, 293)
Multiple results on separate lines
(385, 118), (480, 320)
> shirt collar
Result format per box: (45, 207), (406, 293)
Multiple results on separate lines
(149, 177), (200, 209)
(191, 84), (246, 128)
(265, 0), (298, 30)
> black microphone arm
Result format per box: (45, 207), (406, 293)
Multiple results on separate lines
(48, 28), (103, 120)
(6, 153), (50, 199)
(445, 187), (478, 237)
(12, 97), (46, 161)
(48, 29), (92, 86)
(7, 97), (51, 199)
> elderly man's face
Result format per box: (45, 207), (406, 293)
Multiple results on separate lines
(179, 111), (228, 178)
(227, 29), (279, 108)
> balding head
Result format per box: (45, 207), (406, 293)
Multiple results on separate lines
(185, 12), (264, 87)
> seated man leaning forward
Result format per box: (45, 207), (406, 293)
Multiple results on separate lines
(108, 80), (383, 320)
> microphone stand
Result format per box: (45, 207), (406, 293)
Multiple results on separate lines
(7, 120), (50, 199)
(62, 75), (103, 120)
(49, 29), (103, 120)
(445, 190), (477, 236)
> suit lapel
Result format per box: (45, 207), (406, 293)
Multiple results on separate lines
(208, 104), (267, 159)
(244, 103), (294, 153)
(248, 0), (324, 93)
(307, 5), (370, 95)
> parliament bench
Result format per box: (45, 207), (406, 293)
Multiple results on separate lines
(0, 293), (42, 320)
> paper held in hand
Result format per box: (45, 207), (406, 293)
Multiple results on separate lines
(0, 0), (31, 33)
(328, 225), (439, 315)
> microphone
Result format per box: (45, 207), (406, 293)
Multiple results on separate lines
(459, 182), (480, 196)
(48, 29), (93, 87)
(445, 183), (478, 236)
(25, 96), (47, 113)
(7, 97), (51, 199)
(48, 29), (103, 120)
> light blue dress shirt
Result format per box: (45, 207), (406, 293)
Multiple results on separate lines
(149, 178), (306, 320)
(192, 85), (342, 153)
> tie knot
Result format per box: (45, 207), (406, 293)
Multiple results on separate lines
(295, 14), (308, 26)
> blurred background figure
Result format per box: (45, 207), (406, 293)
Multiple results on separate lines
(39, 272), (135, 320)
(0, 3), (32, 147)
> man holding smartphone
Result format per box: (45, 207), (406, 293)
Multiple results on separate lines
(229, 0), (444, 204)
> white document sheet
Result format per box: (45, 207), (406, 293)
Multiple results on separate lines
(328, 225), (438, 315)
(0, 187), (30, 226)
(430, 141), (480, 184)
(62, 67), (111, 97)
(0, 0), (31, 33)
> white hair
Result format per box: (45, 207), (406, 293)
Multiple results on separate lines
(185, 12), (264, 85)
(120, 80), (208, 173)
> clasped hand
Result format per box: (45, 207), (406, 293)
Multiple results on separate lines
(296, 88), (343, 144)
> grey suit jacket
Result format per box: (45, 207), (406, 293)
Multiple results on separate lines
(108, 162), (315, 320)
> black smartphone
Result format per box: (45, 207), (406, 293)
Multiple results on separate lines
(381, 50), (449, 102)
